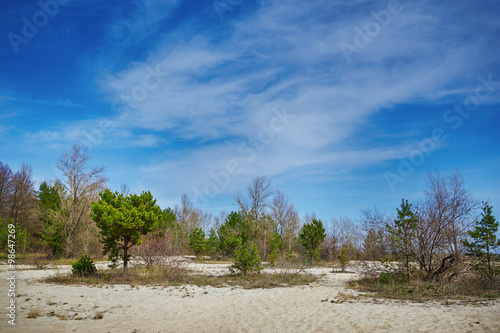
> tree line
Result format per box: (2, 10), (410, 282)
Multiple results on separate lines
(1, 143), (498, 280)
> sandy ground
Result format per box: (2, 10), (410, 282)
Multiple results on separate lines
(1, 261), (499, 333)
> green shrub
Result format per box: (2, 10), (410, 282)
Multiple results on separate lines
(268, 232), (284, 266)
(379, 272), (407, 285)
(72, 255), (97, 276)
(230, 243), (262, 275)
(337, 248), (349, 271)
(268, 249), (280, 267)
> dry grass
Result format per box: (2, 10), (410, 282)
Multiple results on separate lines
(27, 307), (41, 319)
(43, 264), (317, 289)
(94, 311), (104, 319)
(348, 272), (500, 303)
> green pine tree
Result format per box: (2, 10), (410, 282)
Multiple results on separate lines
(37, 182), (65, 257)
(387, 199), (418, 279)
(299, 219), (326, 264)
(217, 212), (251, 257)
(463, 202), (499, 276)
(206, 228), (219, 257)
(189, 227), (206, 257)
(90, 189), (161, 274)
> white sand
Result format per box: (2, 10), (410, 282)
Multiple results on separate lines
(1, 261), (499, 333)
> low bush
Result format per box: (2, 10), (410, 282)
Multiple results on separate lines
(71, 255), (97, 276)
(379, 272), (408, 284)
(337, 249), (349, 272)
(230, 243), (262, 275)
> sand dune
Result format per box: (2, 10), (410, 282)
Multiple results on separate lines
(1, 262), (498, 333)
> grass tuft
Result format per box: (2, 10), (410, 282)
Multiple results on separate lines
(27, 307), (41, 319)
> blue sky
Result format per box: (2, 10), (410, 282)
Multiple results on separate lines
(1, 0), (499, 222)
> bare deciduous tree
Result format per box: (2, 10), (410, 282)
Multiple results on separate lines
(8, 163), (38, 229)
(325, 217), (362, 260)
(120, 184), (131, 196)
(360, 205), (393, 234)
(0, 162), (13, 218)
(57, 143), (107, 257)
(235, 176), (273, 227)
(212, 210), (228, 232)
(360, 205), (392, 260)
(270, 190), (300, 251)
(413, 170), (479, 281)
(174, 193), (212, 252)
(234, 176), (275, 256)
(176, 194), (202, 233)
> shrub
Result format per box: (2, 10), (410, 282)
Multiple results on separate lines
(133, 231), (180, 267)
(27, 307), (41, 319)
(379, 272), (408, 285)
(230, 243), (262, 275)
(337, 248), (349, 271)
(72, 255), (97, 276)
(268, 232), (284, 266)
(268, 249), (280, 267)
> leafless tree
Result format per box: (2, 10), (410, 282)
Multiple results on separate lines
(176, 194), (203, 234)
(360, 205), (392, 234)
(270, 190), (300, 251)
(212, 210), (228, 232)
(234, 176), (275, 256)
(8, 163), (38, 230)
(132, 231), (182, 267)
(413, 169), (480, 281)
(57, 143), (107, 257)
(328, 217), (362, 259)
(302, 212), (317, 225)
(235, 176), (273, 226)
(174, 193), (212, 253)
(360, 205), (393, 260)
(120, 184), (131, 196)
(0, 162), (13, 219)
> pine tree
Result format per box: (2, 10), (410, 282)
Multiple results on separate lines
(90, 189), (161, 274)
(463, 203), (499, 276)
(299, 219), (326, 264)
(38, 182), (65, 257)
(387, 199), (418, 279)
(189, 227), (206, 257)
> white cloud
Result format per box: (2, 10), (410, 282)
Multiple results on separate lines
(12, 0), (495, 207)
(88, 0), (500, 200)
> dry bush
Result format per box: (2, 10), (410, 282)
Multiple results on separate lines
(27, 307), (41, 319)
(132, 231), (182, 267)
(349, 269), (500, 302)
(158, 258), (190, 282)
(94, 311), (104, 319)
(33, 255), (48, 270)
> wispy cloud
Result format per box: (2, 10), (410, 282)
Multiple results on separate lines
(2, 0), (498, 216)
(83, 0), (499, 198)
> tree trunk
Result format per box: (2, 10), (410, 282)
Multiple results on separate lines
(123, 237), (130, 275)
(431, 254), (455, 281)
(123, 245), (128, 275)
(486, 242), (491, 276)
